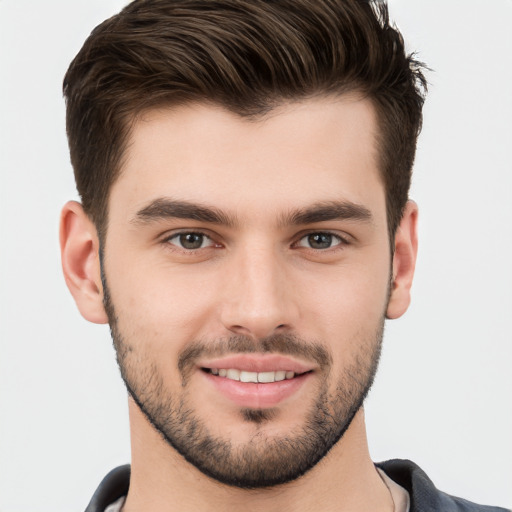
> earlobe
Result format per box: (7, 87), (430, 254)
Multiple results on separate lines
(59, 201), (108, 324)
(386, 200), (419, 320)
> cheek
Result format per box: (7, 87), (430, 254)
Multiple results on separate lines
(105, 236), (390, 361)
(297, 258), (390, 370)
(105, 260), (221, 356)
(301, 258), (390, 326)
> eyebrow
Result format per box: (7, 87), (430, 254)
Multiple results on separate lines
(282, 200), (373, 226)
(132, 198), (373, 228)
(133, 198), (237, 227)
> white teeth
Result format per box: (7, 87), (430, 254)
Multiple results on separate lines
(240, 371), (258, 383)
(257, 371), (275, 383)
(211, 368), (298, 383)
(226, 369), (240, 381)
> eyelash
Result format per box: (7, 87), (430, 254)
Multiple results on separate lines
(162, 231), (219, 251)
(293, 231), (348, 251)
(161, 230), (350, 253)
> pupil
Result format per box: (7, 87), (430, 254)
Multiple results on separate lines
(309, 233), (331, 249)
(180, 233), (203, 249)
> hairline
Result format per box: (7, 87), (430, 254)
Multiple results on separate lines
(94, 90), (397, 246)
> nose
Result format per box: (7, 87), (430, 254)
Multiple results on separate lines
(219, 243), (299, 340)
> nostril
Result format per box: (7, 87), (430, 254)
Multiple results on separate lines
(224, 321), (291, 340)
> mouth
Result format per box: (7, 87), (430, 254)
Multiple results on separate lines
(202, 367), (310, 383)
(198, 355), (316, 409)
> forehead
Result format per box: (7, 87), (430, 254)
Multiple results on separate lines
(111, 97), (385, 226)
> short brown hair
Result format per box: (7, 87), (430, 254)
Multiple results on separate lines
(63, 0), (427, 241)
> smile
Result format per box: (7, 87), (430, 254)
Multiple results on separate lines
(205, 368), (301, 383)
(198, 354), (316, 408)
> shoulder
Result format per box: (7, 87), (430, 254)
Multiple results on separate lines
(85, 465), (130, 512)
(377, 459), (510, 512)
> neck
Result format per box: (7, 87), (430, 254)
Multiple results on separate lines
(123, 401), (393, 512)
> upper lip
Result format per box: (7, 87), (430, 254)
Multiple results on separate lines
(199, 354), (316, 374)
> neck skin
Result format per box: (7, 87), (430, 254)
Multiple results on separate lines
(123, 399), (393, 512)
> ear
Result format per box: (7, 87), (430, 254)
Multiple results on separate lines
(59, 201), (108, 324)
(386, 200), (419, 320)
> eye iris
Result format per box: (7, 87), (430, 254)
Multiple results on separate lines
(308, 233), (332, 249)
(180, 233), (204, 249)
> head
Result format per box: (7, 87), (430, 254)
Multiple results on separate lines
(63, 0), (426, 243)
(60, 0), (425, 489)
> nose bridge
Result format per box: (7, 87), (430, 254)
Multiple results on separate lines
(220, 239), (297, 338)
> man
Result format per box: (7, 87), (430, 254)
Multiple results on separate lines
(59, 1), (509, 511)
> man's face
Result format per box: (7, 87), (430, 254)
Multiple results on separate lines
(102, 98), (392, 487)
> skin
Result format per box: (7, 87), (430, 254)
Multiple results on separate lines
(60, 96), (418, 512)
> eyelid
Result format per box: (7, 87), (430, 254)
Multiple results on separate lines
(161, 229), (220, 249)
(293, 230), (351, 249)
(158, 228), (352, 251)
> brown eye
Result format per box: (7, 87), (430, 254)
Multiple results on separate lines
(297, 232), (343, 250)
(168, 232), (212, 250)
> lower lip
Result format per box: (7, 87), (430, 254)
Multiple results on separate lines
(202, 371), (312, 409)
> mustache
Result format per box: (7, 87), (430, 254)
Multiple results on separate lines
(178, 333), (333, 377)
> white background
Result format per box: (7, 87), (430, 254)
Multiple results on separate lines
(0, 1), (511, 510)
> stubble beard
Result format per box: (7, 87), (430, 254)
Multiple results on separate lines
(103, 278), (385, 489)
